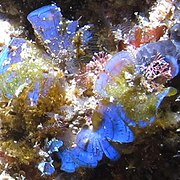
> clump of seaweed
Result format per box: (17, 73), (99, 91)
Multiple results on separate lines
(0, 1), (179, 179)
(0, 41), (71, 178)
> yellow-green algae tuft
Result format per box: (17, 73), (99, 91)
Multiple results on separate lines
(0, 42), (71, 176)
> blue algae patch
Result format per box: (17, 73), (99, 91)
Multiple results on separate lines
(77, 128), (120, 161)
(27, 4), (63, 56)
(97, 104), (135, 142)
(58, 149), (81, 173)
(76, 129), (104, 161)
(28, 82), (41, 105)
(57, 104), (134, 172)
(62, 20), (79, 49)
(59, 146), (99, 173)
(79, 25), (93, 44)
(56, 128), (119, 173)
(47, 138), (64, 154)
(0, 38), (26, 74)
(99, 138), (120, 160)
(38, 161), (55, 176)
(75, 104), (135, 163)
(136, 40), (179, 77)
(27, 4), (92, 57)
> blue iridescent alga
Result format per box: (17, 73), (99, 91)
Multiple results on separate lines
(39, 104), (134, 173)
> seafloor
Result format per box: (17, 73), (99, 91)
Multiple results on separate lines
(0, 0), (180, 180)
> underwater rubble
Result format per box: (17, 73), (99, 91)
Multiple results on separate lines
(0, 0), (180, 179)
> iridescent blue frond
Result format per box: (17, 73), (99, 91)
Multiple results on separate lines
(99, 138), (120, 160)
(59, 146), (98, 173)
(27, 4), (63, 56)
(77, 127), (120, 160)
(38, 162), (55, 176)
(28, 82), (40, 105)
(54, 124), (121, 173)
(76, 128), (103, 161)
(58, 149), (80, 173)
(47, 138), (64, 154)
(97, 104), (135, 143)
(71, 147), (98, 168)
(76, 105), (134, 161)
(78, 24), (93, 44)
(62, 20), (79, 49)
(0, 38), (26, 74)
(27, 4), (92, 58)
